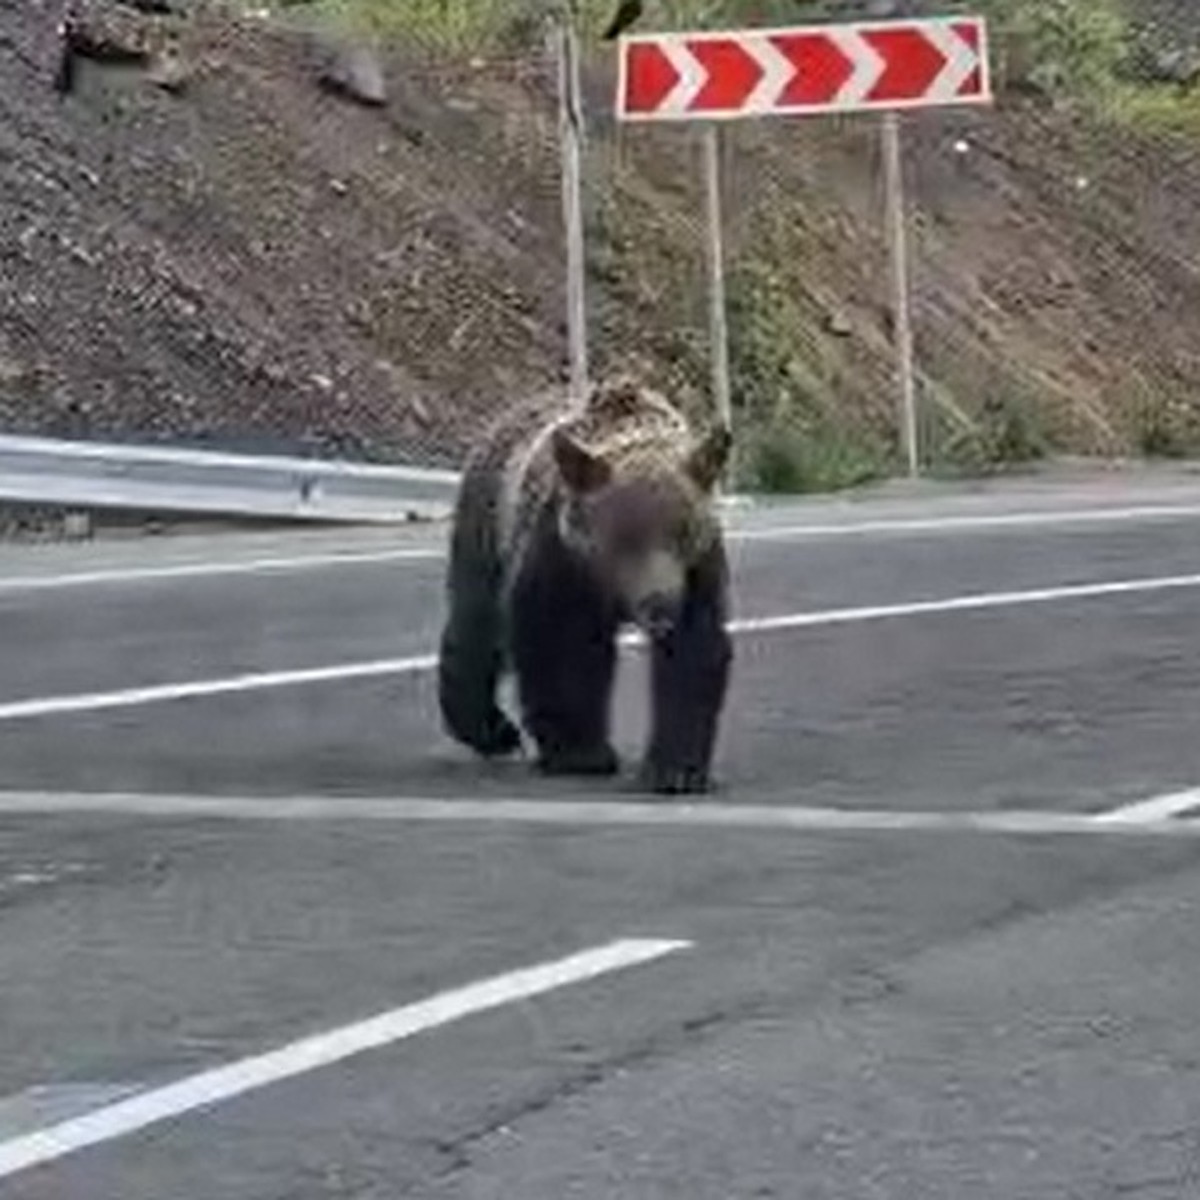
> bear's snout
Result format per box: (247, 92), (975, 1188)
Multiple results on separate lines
(634, 592), (680, 640)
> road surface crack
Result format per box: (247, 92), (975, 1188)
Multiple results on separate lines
(420, 998), (768, 1187)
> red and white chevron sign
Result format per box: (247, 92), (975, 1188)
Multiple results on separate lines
(617, 16), (990, 122)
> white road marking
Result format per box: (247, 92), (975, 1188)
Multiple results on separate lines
(6, 502), (1200, 593)
(1095, 788), (1200, 824)
(4, 570), (1200, 724)
(725, 571), (1200, 636)
(0, 547), (444, 594)
(730, 502), (1200, 544)
(2, 791), (1200, 837)
(0, 937), (689, 1182)
(0, 655), (436, 722)
(0, 1084), (144, 1142)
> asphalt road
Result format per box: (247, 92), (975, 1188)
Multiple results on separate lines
(3, 472), (1200, 1197)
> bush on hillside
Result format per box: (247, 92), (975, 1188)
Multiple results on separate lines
(981, 0), (1128, 100)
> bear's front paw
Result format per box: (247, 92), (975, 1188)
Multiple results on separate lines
(476, 712), (524, 758)
(636, 757), (713, 796)
(536, 743), (620, 777)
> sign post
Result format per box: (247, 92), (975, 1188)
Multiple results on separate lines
(557, 9), (589, 404)
(881, 111), (918, 477)
(702, 124), (731, 434)
(615, 15), (991, 476)
(701, 122), (733, 487)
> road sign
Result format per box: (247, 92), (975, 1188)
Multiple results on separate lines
(617, 16), (990, 122)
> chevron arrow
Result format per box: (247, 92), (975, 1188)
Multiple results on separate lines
(618, 17), (990, 121)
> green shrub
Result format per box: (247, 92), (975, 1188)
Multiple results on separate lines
(1133, 393), (1200, 459)
(739, 419), (888, 494)
(725, 259), (892, 494)
(979, 0), (1128, 100)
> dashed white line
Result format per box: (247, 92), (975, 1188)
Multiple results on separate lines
(1095, 788), (1200, 824)
(4, 571), (1200, 723)
(0, 655), (435, 722)
(0, 546), (443, 594)
(6, 502), (1200, 593)
(0, 937), (690, 1182)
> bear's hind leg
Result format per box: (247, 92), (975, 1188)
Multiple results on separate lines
(437, 529), (521, 759)
(438, 610), (522, 758)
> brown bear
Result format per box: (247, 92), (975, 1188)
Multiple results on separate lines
(436, 374), (733, 795)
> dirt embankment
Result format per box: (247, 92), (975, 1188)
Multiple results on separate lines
(2, 0), (1200, 477)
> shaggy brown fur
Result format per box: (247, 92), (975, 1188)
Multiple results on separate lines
(437, 374), (733, 795)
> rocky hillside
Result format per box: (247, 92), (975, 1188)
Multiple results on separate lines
(2, 0), (1200, 486)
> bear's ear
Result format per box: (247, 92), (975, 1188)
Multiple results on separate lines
(685, 424), (732, 492)
(552, 429), (611, 494)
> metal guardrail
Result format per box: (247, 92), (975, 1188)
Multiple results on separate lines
(0, 434), (462, 524)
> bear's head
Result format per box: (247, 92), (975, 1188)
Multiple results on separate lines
(551, 422), (732, 640)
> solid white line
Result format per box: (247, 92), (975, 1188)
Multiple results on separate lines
(2, 791), (1200, 838)
(7, 501), (1200, 595)
(5, 571), (1200, 724)
(0, 937), (689, 1182)
(1095, 788), (1200, 824)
